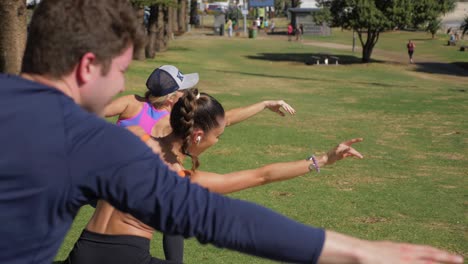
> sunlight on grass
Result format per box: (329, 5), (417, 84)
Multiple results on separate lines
(56, 29), (467, 263)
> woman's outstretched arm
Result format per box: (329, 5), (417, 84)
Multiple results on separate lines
(190, 138), (363, 194)
(225, 100), (296, 126)
(104, 94), (137, 118)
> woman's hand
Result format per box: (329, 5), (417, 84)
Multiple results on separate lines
(264, 100), (296, 116)
(319, 138), (364, 167)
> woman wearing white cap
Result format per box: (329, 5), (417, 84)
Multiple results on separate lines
(104, 65), (296, 138)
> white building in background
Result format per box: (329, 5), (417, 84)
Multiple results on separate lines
(300, 0), (318, 8)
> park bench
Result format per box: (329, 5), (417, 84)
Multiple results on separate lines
(320, 53), (339, 65)
(310, 56), (320, 65)
(309, 54), (340, 65)
(328, 56), (339, 65)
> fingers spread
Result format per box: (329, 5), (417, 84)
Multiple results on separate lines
(345, 148), (364, 159)
(343, 138), (363, 146)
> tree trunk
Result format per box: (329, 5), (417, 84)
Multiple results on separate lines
(166, 6), (173, 44)
(189, 0), (197, 25)
(132, 5), (147, 60)
(362, 44), (374, 63)
(359, 29), (379, 63)
(171, 6), (178, 34)
(0, 0), (27, 74)
(155, 5), (167, 52)
(146, 5), (159, 59)
(178, 0), (186, 33)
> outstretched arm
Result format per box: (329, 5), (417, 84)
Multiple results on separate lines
(225, 100), (296, 126)
(104, 94), (137, 118)
(319, 231), (463, 264)
(190, 138), (364, 194)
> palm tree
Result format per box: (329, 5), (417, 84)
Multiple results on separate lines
(460, 15), (468, 39)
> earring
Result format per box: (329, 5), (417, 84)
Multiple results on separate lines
(196, 136), (201, 145)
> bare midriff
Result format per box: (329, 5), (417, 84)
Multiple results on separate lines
(86, 200), (155, 240)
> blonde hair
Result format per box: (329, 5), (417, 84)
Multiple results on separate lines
(144, 91), (178, 109)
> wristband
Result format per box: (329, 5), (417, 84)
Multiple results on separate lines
(306, 155), (320, 173)
(140, 134), (151, 143)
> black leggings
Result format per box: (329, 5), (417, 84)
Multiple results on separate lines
(64, 230), (179, 264)
(163, 234), (184, 262)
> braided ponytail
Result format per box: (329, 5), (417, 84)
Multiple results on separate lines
(170, 88), (225, 171)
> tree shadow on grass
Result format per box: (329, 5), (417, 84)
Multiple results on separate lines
(246, 52), (383, 65)
(211, 68), (413, 88)
(414, 62), (468, 77)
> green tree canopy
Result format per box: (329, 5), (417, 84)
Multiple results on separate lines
(315, 0), (456, 62)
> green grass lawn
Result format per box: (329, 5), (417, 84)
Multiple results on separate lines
(307, 29), (468, 63)
(55, 30), (467, 263)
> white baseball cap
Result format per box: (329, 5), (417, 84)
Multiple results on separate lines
(146, 65), (199, 97)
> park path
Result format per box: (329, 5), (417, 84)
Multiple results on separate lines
(177, 28), (468, 81)
(299, 38), (468, 81)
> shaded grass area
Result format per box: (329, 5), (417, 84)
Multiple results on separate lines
(55, 33), (467, 263)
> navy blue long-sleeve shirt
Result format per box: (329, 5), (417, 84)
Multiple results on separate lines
(0, 74), (325, 264)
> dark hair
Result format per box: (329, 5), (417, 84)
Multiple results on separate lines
(22, 0), (143, 77)
(170, 88), (225, 170)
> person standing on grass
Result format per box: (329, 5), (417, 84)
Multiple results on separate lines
(104, 65), (296, 138)
(287, 23), (294, 41)
(0, 0), (464, 264)
(66, 88), (364, 264)
(270, 20), (275, 33)
(295, 24), (304, 41)
(227, 19), (233, 37)
(407, 39), (415, 63)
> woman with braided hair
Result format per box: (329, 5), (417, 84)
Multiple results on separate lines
(66, 88), (363, 264)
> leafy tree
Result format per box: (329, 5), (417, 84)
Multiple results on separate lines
(274, 0), (286, 17)
(315, 0), (455, 63)
(412, 0), (455, 28)
(426, 18), (442, 39)
(461, 15), (468, 39)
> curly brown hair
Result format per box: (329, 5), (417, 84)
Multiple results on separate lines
(170, 89), (225, 171)
(22, 0), (144, 77)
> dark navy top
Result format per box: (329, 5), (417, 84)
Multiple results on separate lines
(0, 74), (325, 264)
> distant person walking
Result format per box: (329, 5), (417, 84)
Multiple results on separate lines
(407, 40), (415, 64)
(270, 20), (275, 33)
(287, 23), (293, 41)
(295, 24), (303, 41)
(227, 19), (233, 37)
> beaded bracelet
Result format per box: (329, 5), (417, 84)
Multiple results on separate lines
(306, 155), (320, 173)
